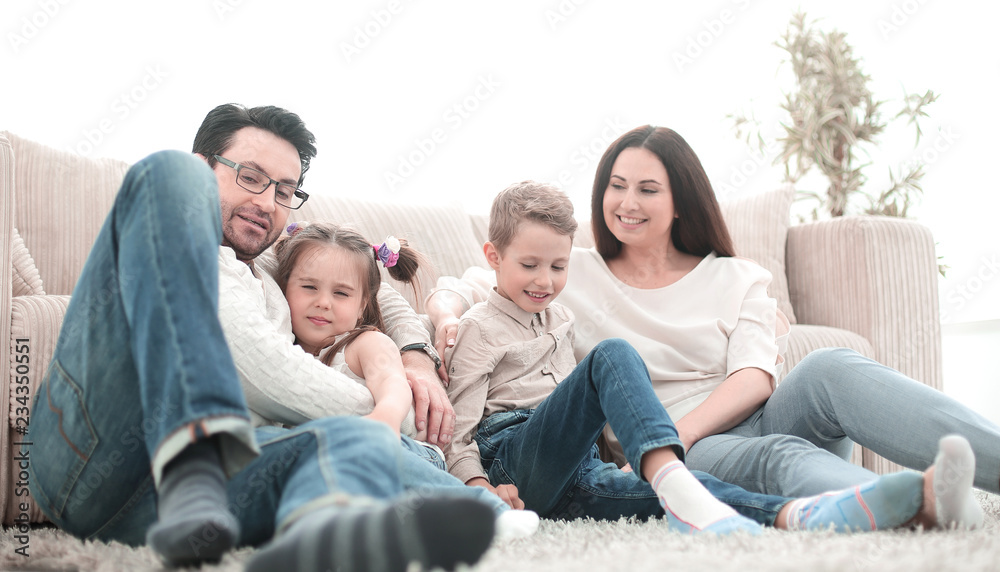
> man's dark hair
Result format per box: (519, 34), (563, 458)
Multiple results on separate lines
(192, 104), (317, 186)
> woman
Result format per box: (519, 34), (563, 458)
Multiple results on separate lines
(427, 125), (997, 529)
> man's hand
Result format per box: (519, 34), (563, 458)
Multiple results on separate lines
(467, 477), (524, 510)
(401, 349), (455, 447)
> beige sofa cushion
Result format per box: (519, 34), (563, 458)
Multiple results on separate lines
(720, 185), (796, 324)
(781, 324), (875, 383)
(11, 228), (44, 296)
(5, 132), (129, 296)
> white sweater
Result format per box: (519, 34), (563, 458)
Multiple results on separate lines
(558, 249), (783, 422)
(217, 246), (429, 430)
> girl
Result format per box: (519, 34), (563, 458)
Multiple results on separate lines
(274, 222), (424, 437)
(274, 221), (541, 539)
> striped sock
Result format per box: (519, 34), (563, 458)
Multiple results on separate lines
(784, 471), (924, 532)
(147, 439), (239, 566)
(246, 496), (495, 572)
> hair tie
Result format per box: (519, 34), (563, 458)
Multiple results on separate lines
(285, 221), (308, 237)
(373, 236), (401, 268)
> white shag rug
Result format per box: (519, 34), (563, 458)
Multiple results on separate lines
(1, 491), (997, 572)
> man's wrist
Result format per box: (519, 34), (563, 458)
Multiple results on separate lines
(400, 342), (442, 371)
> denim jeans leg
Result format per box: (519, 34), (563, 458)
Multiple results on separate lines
(760, 347), (1000, 494)
(537, 441), (790, 525)
(27, 151), (257, 543)
(691, 470), (788, 526)
(228, 418), (406, 546)
(685, 418), (876, 498)
(488, 338), (682, 516)
(398, 437), (508, 516)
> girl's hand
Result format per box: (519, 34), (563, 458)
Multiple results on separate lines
(363, 410), (402, 439)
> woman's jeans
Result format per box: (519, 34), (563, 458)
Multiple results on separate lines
(476, 339), (790, 525)
(26, 151), (485, 547)
(686, 347), (1000, 498)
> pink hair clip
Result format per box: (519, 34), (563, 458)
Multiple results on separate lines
(285, 222), (308, 237)
(373, 236), (401, 268)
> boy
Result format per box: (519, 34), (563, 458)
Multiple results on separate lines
(441, 180), (926, 534)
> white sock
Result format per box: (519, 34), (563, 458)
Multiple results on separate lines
(933, 435), (984, 530)
(651, 461), (739, 530)
(495, 509), (540, 540)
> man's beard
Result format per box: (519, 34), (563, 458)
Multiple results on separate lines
(221, 206), (278, 262)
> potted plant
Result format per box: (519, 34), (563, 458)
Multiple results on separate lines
(731, 11), (938, 221)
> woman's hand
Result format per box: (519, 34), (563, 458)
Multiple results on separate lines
(467, 477), (524, 509)
(674, 424), (700, 453)
(674, 367), (774, 452)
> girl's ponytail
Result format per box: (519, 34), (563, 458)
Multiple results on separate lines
(372, 236), (428, 296)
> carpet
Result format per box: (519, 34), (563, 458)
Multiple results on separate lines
(1, 491), (997, 572)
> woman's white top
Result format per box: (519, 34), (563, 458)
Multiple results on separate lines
(558, 248), (785, 422)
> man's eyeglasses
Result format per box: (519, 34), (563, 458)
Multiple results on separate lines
(213, 155), (309, 210)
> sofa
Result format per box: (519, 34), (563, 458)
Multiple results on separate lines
(0, 131), (943, 525)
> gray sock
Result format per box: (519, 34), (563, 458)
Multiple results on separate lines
(146, 439), (239, 566)
(246, 496), (495, 572)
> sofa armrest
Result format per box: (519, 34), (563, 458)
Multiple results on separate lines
(1, 134), (16, 525)
(786, 216), (942, 392)
(4, 294), (69, 524)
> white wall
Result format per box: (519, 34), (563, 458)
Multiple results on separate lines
(4, 2), (998, 352)
(942, 320), (1000, 426)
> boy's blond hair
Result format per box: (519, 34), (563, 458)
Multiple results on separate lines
(488, 181), (577, 253)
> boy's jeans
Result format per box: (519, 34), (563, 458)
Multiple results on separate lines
(475, 338), (790, 525)
(399, 436), (508, 515)
(26, 151), (428, 545)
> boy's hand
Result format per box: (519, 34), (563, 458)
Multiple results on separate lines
(433, 315), (461, 381)
(467, 477), (524, 510)
(401, 350), (455, 447)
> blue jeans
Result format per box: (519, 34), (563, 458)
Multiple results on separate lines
(476, 339), (790, 525)
(399, 436), (508, 515)
(25, 151), (450, 546)
(686, 347), (1000, 497)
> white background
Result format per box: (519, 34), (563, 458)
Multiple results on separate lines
(4, 1), (998, 418)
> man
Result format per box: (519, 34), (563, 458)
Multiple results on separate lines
(201, 105), (457, 445)
(27, 104), (493, 572)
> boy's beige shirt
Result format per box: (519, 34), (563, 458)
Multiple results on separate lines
(443, 289), (577, 484)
